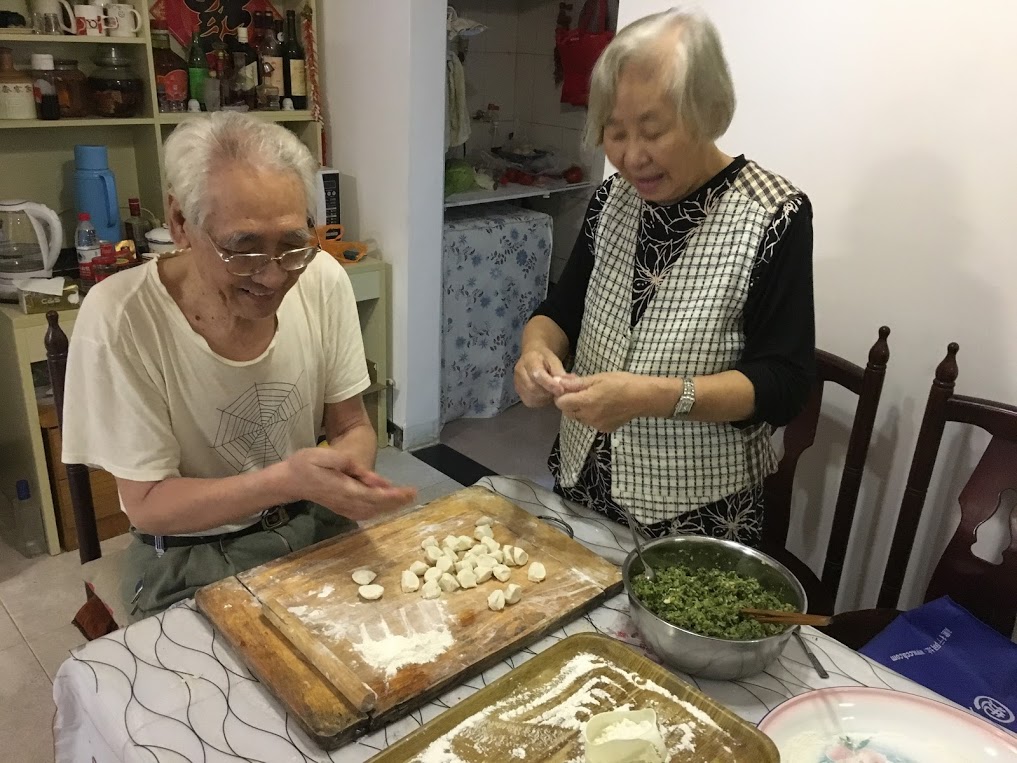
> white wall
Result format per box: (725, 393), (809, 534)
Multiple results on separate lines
(321, 0), (446, 448)
(617, 0), (1017, 609)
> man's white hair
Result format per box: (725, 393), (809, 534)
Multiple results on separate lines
(584, 6), (735, 148)
(164, 112), (318, 227)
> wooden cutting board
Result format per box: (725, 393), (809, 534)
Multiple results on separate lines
(195, 486), (623, 750)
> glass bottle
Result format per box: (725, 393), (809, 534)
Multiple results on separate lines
(187, 29), (208, 109)
(232, 25), (258, 108)
(282, 9), (306, 110)
(31, 53), (59, 120)
(88, 46), (144, 117)
(258, 13), (283, 94)
(53, 59), (89, 118)
(0, 47), (36, 120)
(123, 198), (150, 256)
(152, 26), (188, 112)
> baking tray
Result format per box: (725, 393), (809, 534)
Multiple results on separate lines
(370, 632), (778, 762)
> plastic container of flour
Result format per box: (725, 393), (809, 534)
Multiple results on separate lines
(584, 709), (666, 763)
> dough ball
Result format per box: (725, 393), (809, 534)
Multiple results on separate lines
(401, 570), (421, 593)
(358, 584), (384, 600)
(436, 556), (454, 574)
(527, 562), (546, 583)
(456, 535), (475, 551)
(513, 547), (529, 566)
(421, 536), (438, 550)
(481, 536), (500, 553)
(438, 572), (460, 593)
(455, 559), (476, 573)
(476, 516), (494, 527)
(424, 546), (444, 564)
(475, 554), (497, 569)
(409, 560), (430, 577)
(442, 546), (459, 561)
(421, 580), (442, 600)
(474, 525), (494, 541)
(442, 534), (459, 550)
(502, 546), (518, 567)
(457, 569), (478, 589)
(493, 564), (512, 582)
(491, 549), (505, 564)
(488, 589), (506, 611)
(424, 567), (442, 583)
(504, 583), (522, 605)
(475, 566), (494, 584)
(352, 569), (377, 586)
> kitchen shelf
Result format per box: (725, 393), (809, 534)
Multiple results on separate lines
(0, 32), (148, 44)
(444, 181), (597, 208)
(156, 110), (317, 125)
(0, 117), (155, 129)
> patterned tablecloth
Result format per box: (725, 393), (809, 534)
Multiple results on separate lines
(53, 477), (947, 763)
(440, 205), (553, 424)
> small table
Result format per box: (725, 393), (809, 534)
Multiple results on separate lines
(53, 478), (947, 762)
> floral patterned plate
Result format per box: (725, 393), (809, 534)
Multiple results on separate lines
(758, 687), (1017, 762)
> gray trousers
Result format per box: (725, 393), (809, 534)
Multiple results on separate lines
(121, 502), (355, 620)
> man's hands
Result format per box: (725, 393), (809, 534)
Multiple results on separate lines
(282, 448), (416, 521)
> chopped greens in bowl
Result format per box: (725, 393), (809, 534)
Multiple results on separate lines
(630, 564), (796, 640)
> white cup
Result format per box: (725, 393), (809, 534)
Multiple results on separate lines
(105, 3), (141, 37)
(31, 0), (75, 32)
(73, 3), (106, 35)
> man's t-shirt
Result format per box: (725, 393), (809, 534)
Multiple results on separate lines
(61, 251), (370, 535)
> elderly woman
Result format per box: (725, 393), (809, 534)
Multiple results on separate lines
(62, 113), (415, 618)
(515, 9), (814, 545)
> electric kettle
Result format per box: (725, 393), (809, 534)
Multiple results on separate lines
(0, 200), (63, 302)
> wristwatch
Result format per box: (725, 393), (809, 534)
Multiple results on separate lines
(671, 376), (696, 418)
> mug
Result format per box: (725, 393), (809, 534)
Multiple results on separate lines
(73, 4), (105, 35)
(106, 3), (141, 37)
(30, 0), (74, 33)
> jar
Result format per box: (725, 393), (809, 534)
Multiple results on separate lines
(88, 46), (144, 118)
(53, 59), (89, 119)
(144, 226), (175, 257)
(31, 53), (59, 120)
(92, 254), (118, 282)
(0, 47), (36, 120)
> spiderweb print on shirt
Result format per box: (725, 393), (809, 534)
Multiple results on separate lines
(213, 377), (308, 473)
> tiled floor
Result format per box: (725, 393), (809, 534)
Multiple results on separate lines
(0, 448), (459, 763)
(440, 402), (562, 488)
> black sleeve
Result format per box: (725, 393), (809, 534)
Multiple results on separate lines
(734, 196), (816, 428)
(530, 177), (613, 350)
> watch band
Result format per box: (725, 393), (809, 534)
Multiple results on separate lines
(671, 376), (696, 418)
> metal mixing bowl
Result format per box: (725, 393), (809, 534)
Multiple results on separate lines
(623, 536), (807, 680)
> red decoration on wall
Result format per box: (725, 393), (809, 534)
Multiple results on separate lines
(150, 0), (280, 50)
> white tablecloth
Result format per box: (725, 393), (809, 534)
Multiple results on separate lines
(53, 477), (947, 763)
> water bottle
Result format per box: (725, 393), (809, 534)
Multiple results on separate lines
(75, 212), (99, 266)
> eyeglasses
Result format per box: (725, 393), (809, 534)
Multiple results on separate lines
(204, 228), (319, 277)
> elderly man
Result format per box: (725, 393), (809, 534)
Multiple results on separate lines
(63, 112), (416, 618)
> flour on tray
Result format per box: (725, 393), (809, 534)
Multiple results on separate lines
(411, 651), (726, 763)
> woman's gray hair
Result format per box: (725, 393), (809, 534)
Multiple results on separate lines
(584, 7), (735, 148)
(164, 112), (318, 226)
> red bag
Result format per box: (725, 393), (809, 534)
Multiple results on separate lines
(555, 0), (613, 107)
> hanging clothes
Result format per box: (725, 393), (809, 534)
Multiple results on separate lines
(445, 51), (470, 149)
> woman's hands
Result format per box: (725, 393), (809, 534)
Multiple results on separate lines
(554, 372), (653, 433)
(514, 346), (568, 407)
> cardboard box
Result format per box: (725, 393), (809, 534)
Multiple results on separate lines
(18, 283), (81, 314)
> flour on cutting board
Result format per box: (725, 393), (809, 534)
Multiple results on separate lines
(287, 599), (454, 679)
(413, 652), (726, 763)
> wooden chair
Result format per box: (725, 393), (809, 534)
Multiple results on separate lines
(880, 342), (1017, 632)
(823, 343), (1017, 648)
(761, 326), (891, 615)
(45, 310), (124, 637)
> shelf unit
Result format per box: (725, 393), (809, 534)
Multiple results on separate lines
(444, 180), (597, 209)
(0, 0), (323, 236)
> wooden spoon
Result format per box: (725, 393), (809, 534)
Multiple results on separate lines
(740, 608), (833, 627)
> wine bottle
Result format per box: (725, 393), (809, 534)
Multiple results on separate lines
(282, 10), (306, 110)
(257, 13), (284, 95)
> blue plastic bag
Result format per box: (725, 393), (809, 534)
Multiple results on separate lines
(860, 596), (1017, 732)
